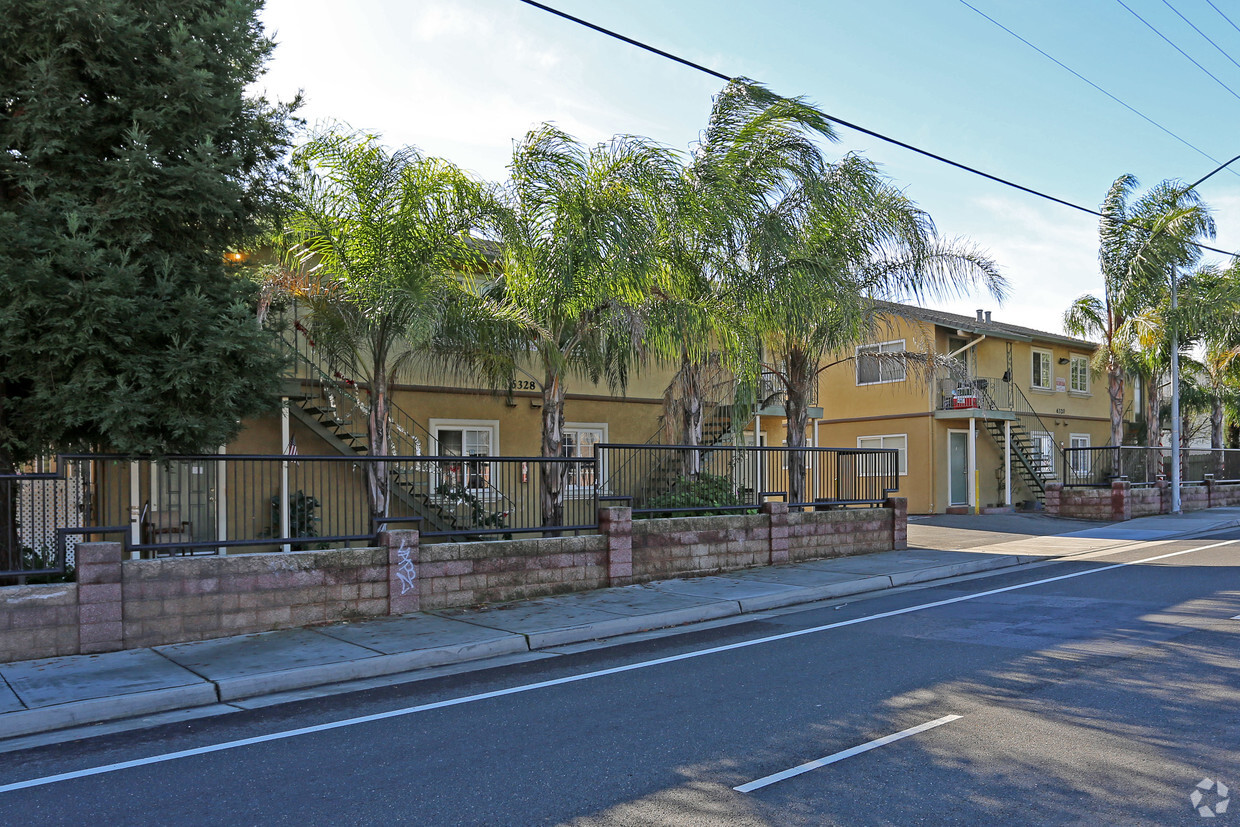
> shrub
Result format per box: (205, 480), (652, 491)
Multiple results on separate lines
(643, 472), (748, 517)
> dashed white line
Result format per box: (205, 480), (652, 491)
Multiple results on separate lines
(734, 714), (963, 793)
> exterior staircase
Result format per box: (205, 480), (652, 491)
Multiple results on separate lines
(280, 319), (481, 538)
(965, 377), (1064, 505)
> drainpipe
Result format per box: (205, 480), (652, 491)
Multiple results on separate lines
(947, 334), (987, 361)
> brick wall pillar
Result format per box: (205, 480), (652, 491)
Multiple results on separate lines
(1155, 479), (1170, 514)
(383, 530), (421, 615)
(76, 541), (123, 654)
(762, 501), (789, 565)
(884, 497), (908, 550)
(1110, 479), (1131, 522)
(599, 506), (633, 586)
(1044, 482), (1062, 516)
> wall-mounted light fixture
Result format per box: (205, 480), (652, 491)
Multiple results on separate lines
(1057, 357), (1070, 365)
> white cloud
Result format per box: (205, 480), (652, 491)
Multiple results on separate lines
(917, 194), (1099, 336)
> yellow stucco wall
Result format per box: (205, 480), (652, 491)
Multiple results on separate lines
(811, 310), (1132, 513)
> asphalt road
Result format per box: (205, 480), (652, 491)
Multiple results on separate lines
(1, 533), (1238, 826)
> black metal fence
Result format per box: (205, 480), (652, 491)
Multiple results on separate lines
(0, 445), (898, 574)
(1062, 446), (1240, 486)
(597, 444), (900, 515)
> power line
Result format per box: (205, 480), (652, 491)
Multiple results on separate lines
(1114, 0), (1240, 105)
(959, 0), (1239, 181)
(1162, 0), (1240, 74)
(1206, 0), (1240, 38)
(516, 0), (1240, 260)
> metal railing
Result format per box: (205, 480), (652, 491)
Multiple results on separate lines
(1, 444), (897, 572)
(942, 375), (1068, 481)
(1062, 446), (1240, 486)
(596, 444), (899, 515)
(0, 456), (94, 578)
(280, 311), (440, 457)
(0, 454), (600, 574)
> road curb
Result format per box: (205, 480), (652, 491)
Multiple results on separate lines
(522, 601), (743, 650)
(0, 683), (218, 740)
(214, 635), (530, 702)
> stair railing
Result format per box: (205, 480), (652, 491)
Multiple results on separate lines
(966, 376), (1067, 482)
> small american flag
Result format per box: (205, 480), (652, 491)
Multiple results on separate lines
(286, 435), (298, 456)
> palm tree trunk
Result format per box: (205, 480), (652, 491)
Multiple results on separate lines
(784, 352), (812, 505)
(365, 371), (391, 526)
(1107, 367), (1124, 447)
(1145, 374), (1160, 482)
(680, 354), (703, 478)
(540, 370), (567, 532)
(1212, 396), (1225, 476)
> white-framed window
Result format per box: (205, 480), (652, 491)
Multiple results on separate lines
(1070, 355), (1089, 393)
(856, 339), (907, 386)
(430, 419), (498, 492)
(857, 434), (908, 475)
(1031, 348), (1052, 390)
(563, 423), (606, 492)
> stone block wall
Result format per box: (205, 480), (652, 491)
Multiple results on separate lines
(631, 512), (769, 582)
(413, 535), (608, 611)
(1047, 479), (1238, 521)
(0, 499), (906, 662)
(631, 502), (899, 583)
(1129, 486), (1162, 517)
(0, 584), (78, 663)
(786, 509), (894, 562)
(121, 547), (390, 649)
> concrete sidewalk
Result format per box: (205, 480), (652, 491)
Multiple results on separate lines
(3, 508), (1238, 743)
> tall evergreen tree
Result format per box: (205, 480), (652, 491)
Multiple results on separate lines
(0, 1), (298, 564)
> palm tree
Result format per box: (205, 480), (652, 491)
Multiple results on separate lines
(648, 80), (834, 459)
(454, 125), (678, 529)
(1064, 174), (1215, 448)
(280, 128), (495, 524)
(738, 154), (1005, 504)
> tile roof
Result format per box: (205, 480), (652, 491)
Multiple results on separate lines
(874, 301), (1096, 349)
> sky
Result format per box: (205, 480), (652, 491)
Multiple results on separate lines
(254, 0), (1240, 337)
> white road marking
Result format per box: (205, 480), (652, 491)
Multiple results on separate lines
(734, 714), (962, 793)
(0, 539), (1231, 794)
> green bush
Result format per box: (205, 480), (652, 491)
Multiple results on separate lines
(644, 472), (748, 518)
(265, 490), (321, 551)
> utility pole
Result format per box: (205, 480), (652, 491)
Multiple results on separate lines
(1170, 266), (1182, 514)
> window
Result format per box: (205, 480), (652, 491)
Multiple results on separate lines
(430, 420), (497, 491)
(1070, 355), (1089, 393)
(856, 340), (907, 385)
(857, 434), (908, 475)
(562, 424), (605, 491)
(1069, 434), (1090, 475)
(1031, 349), (1052, 390)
